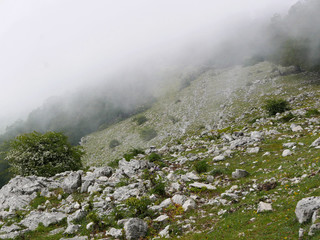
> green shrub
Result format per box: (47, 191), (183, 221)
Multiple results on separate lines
(194, 160), (209, 174)
(147, 153), (162, 162)
(5, 131), (83, 177)
(109, 139), (120, 149)
(133, 115), (148, 125)
(151, 181), (166, 196)
(123, 148), (145, 161)
(306, 109), (320, 117)
(125, 196), (153, 218)
(140, 128), (157, 141)
(263, 99), (290, 116)
(210, 168), (228, 177)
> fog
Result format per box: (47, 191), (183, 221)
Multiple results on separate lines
(0, 0), (297, 131)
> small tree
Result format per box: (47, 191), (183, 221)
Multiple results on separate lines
(263, 99), (290, 116)
(5, 131), (83, 177)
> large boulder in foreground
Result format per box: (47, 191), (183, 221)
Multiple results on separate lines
(0, 176), (58, 211)
(295, 197), (320, 224)
(124, 218), (148, 240)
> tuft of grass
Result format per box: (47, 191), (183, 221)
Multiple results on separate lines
(194, 160), (209, 174)
(306, 108), (320, 117)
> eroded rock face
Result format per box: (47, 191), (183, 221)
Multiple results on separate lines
(62, 172), (82, 194)
(124, 218), (148, 240)
(20, 211), (67, 230)
(0, 176), (58, 211)
(232, 169), (249, 179)
(295, 197), (320, 224)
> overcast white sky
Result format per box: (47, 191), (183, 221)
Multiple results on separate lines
(0, 0), (297, 129)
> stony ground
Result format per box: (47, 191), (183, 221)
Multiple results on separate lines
(1, 62), (320, 239)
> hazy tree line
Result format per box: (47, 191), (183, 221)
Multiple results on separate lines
(258, 0), (320, 71)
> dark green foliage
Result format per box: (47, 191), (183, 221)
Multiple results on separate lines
(6, 131), (83, 177)
(280, 112), (295, 122)
(263, 99), (290, 116)
(194, 160), (209, 174)
(123, 148), (145, 161)
(151, 180), (166, 196)
(140, 128), (157, 141)
(147, 153), (162, 162)
(125, 196), (153, 218)
(109, 139), (120, 149)
(210, 168), (228, 177)
(306, 109), (320, 117)
(108, 158), (120, 168)
(133, 115), (148, 125)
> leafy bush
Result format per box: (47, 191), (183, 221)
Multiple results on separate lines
(194, 160), (209, 174)
(151, 180), (166, 196)
(133, 115), (148, 125)
(140, 128), (157, 141)
(125, 196), (153, 218)
(263, 99), (290, 116)
(109, 139), (120, 149)
(5, 131), (83, 177)
(306, 109), (320, 117)
(147, 153), (162, 162)
(123, 148), (145, 161)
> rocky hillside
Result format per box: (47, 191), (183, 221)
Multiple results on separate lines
(1, 62), (320, 239)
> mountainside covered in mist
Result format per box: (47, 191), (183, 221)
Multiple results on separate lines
(2, 60), (320, 239)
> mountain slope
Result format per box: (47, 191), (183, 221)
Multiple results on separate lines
(82, 62), (278, 166)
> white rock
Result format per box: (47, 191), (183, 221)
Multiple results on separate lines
(172, 194), (188, 206)
(295, 197), (320, 224)
(291, 124), (303, 132)
(154, 215), (169, 222)
(310, 137), (320, 147)
(182, 199), (196, 211)
(106, 227), (122, 238)
(247, 147), (260, 154)
(282, 149), (293, 157)
(159, 199), (173, 208)
(124, 218), (148, 240)
(257, 202), (272, 213)
(189, 182), (216, 190)
(213, 155), (225, 161)
(159, 225), (170, 238)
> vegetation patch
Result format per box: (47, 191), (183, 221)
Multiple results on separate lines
(140, 128), (157, 141)
(263, 99), (290, 116)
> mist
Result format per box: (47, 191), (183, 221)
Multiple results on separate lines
(0, 0), (299, 131)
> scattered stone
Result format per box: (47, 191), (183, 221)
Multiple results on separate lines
(159, 225), (170, 238)
(124, 218), (148, 240)
(295, 197), (320, 224)
(154, 215), (169, 222)
(247, 147), (260, 154)
(232, 169), (249, 179)
(257, 202), (273, 213)
(189, 182), (216, 190)
(48, 227), (65, 235)
(64, 224), (81, 235)
(310, 137), (320, 148)
(62, 172), (82, 193)
(106, 227), (123, 238)
(299, 228), (304, 239)
(20, 211), (67, 230)
(282, 149), (292, 157)
(309, 223), (320, 236)
(213, 155), (225, 161)
(172, 194), (188, 206)
(182, 199), (196, 211)
(291, 124), (303, 132)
